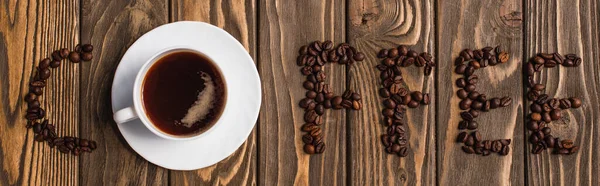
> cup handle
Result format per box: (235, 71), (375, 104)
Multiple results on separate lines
(113, 107), (139, 124)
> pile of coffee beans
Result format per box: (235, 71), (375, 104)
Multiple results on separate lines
(297, 41), (364, 154)
(24, 44), (97, 156)
(376, 45), (434, 157)
(454, 46), (512, 156)
(525, 53), (582, 155)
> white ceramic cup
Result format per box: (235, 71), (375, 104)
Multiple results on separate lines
(113, 46), (228, 141)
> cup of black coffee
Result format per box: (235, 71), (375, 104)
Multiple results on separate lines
(113, 46), (228, 140)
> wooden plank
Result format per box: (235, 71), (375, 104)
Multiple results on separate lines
(347, 0), (436, 185)
(437, 0), (525, 185)
(169, 0), (257, 185)
(258, 0), (346, 185)
(0, 1), (80, 185)
(79, 0), (169, 185)
(525, 0), (600, 185)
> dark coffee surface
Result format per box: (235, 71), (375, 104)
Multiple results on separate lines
(142, 51), (226, 136)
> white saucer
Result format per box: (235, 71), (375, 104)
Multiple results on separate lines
(111, 21), (261, 170)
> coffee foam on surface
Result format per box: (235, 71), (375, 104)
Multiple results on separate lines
(180, 72), (215, 127)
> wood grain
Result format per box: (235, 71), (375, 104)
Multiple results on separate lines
(347, 0), (436, 185)
(258, 0), (347, 185)
(79, 0), (168, 185)
(0, 1), (81, 185)
(525, 0), (600, 185)
(437, 0), (525, 185)
(169, 0), (257, 185)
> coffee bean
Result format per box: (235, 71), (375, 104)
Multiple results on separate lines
(39, 58), (52, 69)
(306, 91), (317, 99)
(472, 131), (482, 142)
(304, 144), (315, 154)
(304, 110), (318, 123)
(457, 89), (468, 99)
(456, 78), (467, 88)
(388, 48), (399, 58)
(301, 123), (318, 132)
(525, 63), (535, 76)
(542, 112), (552, 123)
(561, 139), (574, 149)
(545, 59), (558, 67)
(527, 121), (539, 131)
(500, 139), (511, 146)
(314, 142), (325, 154)
(455, 64), (467, 74)
(470, 101), (483, 110)
(377, 49), (389, 58)
(378, 88), (391, 98)
(455, 56), (465, 66)
(549, 109), (561, 120)
(411, 91), (423, 102)
(527, 91), (539, 101)
(81, 44), (94, 53)
(351, 93), (361, 101)
(309, 127), (322, 137)
(529, 103), (542, 113)
(457, 120), (469, 130)
(459, 99), (472, 110)
(569, 97), (582, 108)
(548, 99), (560, 109)
(468, 109), (479, 118)
(352, 101), (361, 110)
(422, 94), (430, 105)
(303, 81), (314, 90)
(383, 99), (396, 109)
(464, 66), (475, 76)
(401, 57), (415, 67)
(400, 94), (411, 105)
(533, 56), (545, 64)
(536, 94), (549, 104)
(341, 99), (353, 108)
(491, 140), (502, 152)
(462, 146), (475, 154)
(397, 147), (408, 157)
(315, 93), (325, 103)
(69, 52), (81, 63)
(38, 68), (51, 80)
(500, 97), (512, 107)
(482, 101), (490, 112)
(467, 121), (478, 130)
(407, 100), (419, 108)
(557, 99), (571, 109)
(467, 91), (480, 100)
(299, 46), (309, 55)
(465, 136), (475, 146)
(25, 93), (37, 103)
(460, 49), (473, 60)
(461, 112), (474, 121)
(464, 84), (476, 92)
(467, 75), (478, 85)
(28, 100), (40, 109)
(530, 113), (542, 121)
(301, 134), (314, 144)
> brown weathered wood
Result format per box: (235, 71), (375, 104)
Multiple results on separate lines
(347, 0), (436, 185)
(79, 0), (169, 185)
(258, 0), (346, 185)
(525, 0), (600, 185)
(0, 1), (80, 185)
(437, 0), (525, 185)
(169, 0), (257, 185)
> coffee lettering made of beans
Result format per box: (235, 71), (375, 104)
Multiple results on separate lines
(376, 46), (435, 157)
(297, 41), (364, 155)
(454, 46), (513, 156)
(24, 44), (98, 156)
(525, 53), (582, 155)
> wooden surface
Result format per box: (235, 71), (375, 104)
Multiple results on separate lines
(0, 0), (598, 185)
